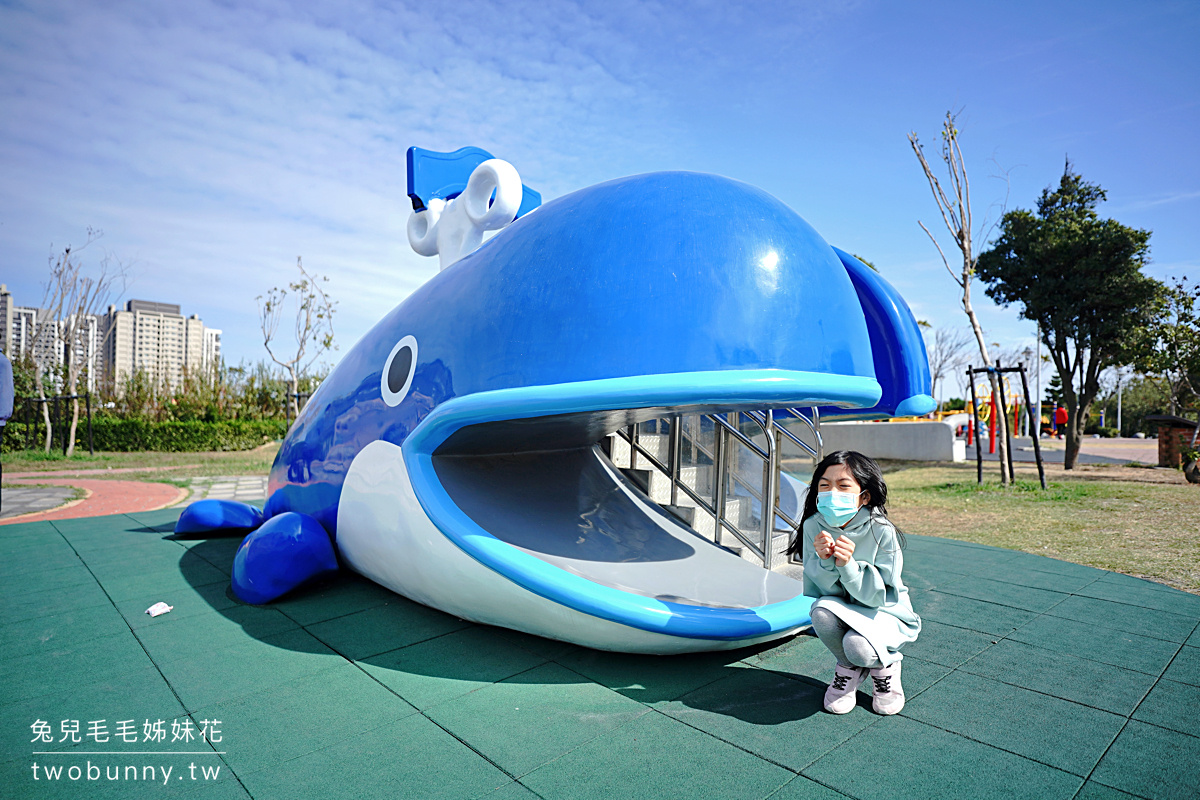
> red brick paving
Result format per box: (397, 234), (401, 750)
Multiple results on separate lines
(0, 477), (187, 525)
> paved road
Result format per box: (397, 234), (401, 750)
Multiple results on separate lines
(966, 437), (1159, 466)
(0, 485), (78, 518)
(179, 475), (269, 505)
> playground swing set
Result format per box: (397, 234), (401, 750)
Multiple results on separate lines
(965, 363), (1047, 490)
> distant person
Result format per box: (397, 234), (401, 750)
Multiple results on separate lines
(0, 350), (12, 513)
(1055, 406), (1068, 438)
(787, 451), (920, 716)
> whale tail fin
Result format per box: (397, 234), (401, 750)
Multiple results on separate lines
(821, 248), (936, 420)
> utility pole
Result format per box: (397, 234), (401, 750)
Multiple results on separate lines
(1117, 369), (1124, 436)
(1035, 324), (1042, 440)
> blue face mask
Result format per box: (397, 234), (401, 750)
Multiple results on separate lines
(817, 490), (862, 525)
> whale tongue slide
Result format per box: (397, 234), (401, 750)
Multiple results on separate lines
(432, 445), (803, 609)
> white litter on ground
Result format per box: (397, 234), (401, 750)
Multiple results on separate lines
(145, 602), (173, 617)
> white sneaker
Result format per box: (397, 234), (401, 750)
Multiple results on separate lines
(869, 661), (905, 715)
(824, 664), (867, 714)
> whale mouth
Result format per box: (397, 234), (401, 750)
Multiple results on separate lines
(431, 445), (798, 609)
(400, 368), (880, 640)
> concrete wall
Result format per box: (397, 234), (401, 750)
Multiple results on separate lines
(821, 420), (965, 462)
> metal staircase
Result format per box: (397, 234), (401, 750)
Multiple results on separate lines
(606, 408), (822, 574)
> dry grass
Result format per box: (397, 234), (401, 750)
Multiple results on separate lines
(882, 461), (1200, 594)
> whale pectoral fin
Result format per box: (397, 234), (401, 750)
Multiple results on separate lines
(231, 512), (339, 605)
(823, 247), (936, 419)
(174, 499), (265, 537)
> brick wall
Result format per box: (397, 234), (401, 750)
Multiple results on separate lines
(1157, 425), (1198, 467)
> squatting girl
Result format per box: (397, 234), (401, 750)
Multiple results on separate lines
(789, 450), (920, 715)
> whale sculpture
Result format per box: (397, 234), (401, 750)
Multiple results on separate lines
(176, 151), (934, 653)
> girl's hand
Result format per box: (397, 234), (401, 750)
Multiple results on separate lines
(813, 530), (835, 560)
(832, 536), (855, 567)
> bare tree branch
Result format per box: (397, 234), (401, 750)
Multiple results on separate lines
(926, 326), (975, 410)
(917, 220), (963, 287)
(58, 248), (127, 455)
(258, 256), (337, 420)
(29, 229), (115, 453)
(909, 111), (1013, 482)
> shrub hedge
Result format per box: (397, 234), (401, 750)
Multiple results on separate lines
(1083, 423), (1121, 438)
(1, 418), (286, 454)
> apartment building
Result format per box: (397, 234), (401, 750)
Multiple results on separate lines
(0, 285), (221, 392)
(0, 284), (42, 362)
(102, 299), (222, 388)
(0, 285), (107, 392)
(203, 327), (223, 372)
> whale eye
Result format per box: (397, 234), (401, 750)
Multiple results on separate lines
(381, 335), (418, 407)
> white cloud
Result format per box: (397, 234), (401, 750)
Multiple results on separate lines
(0, 0), (711, 358)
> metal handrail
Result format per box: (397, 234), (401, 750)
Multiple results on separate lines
(795, 406), (824, 458)
(669, 417), (682, 507)
(637, 415), (767, 503)
(679, 422), (775, 513)
(778, 412), (820, 459)
(615, 424), (766, 559)
(612, 405), (822, 572)
(619, 425), (669, 476)
(710, 413), (769, 459)
(622, 410), (778, 566)
(718, 413), (780, 508)
(749, 408), (821, 459)
(776, 506), (798, 530)
(759, 412), (778, 569)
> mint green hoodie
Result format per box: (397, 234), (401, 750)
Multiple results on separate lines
(801, 506), (921, 643)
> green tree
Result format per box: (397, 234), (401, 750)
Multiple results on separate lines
(977, 162), (1163, 469)
(1127, 276), (1200, 416)
(851, 254), (880, 273)
(1042, 373), (1064, 410)
(9, 352), (37, 399)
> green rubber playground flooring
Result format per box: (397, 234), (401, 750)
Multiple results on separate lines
(2, 510), (1198, 799)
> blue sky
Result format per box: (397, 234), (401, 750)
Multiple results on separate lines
(2, 0), (1196, 400)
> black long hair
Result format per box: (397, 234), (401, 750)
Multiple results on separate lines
(787, 450), (904, 556)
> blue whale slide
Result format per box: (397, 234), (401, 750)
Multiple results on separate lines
(175, 162), (933, 653)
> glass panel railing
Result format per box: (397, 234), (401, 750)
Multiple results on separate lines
(609, 405), (822, 572)
(678, 414), (715, 507)
(719, 431), (768, 565)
